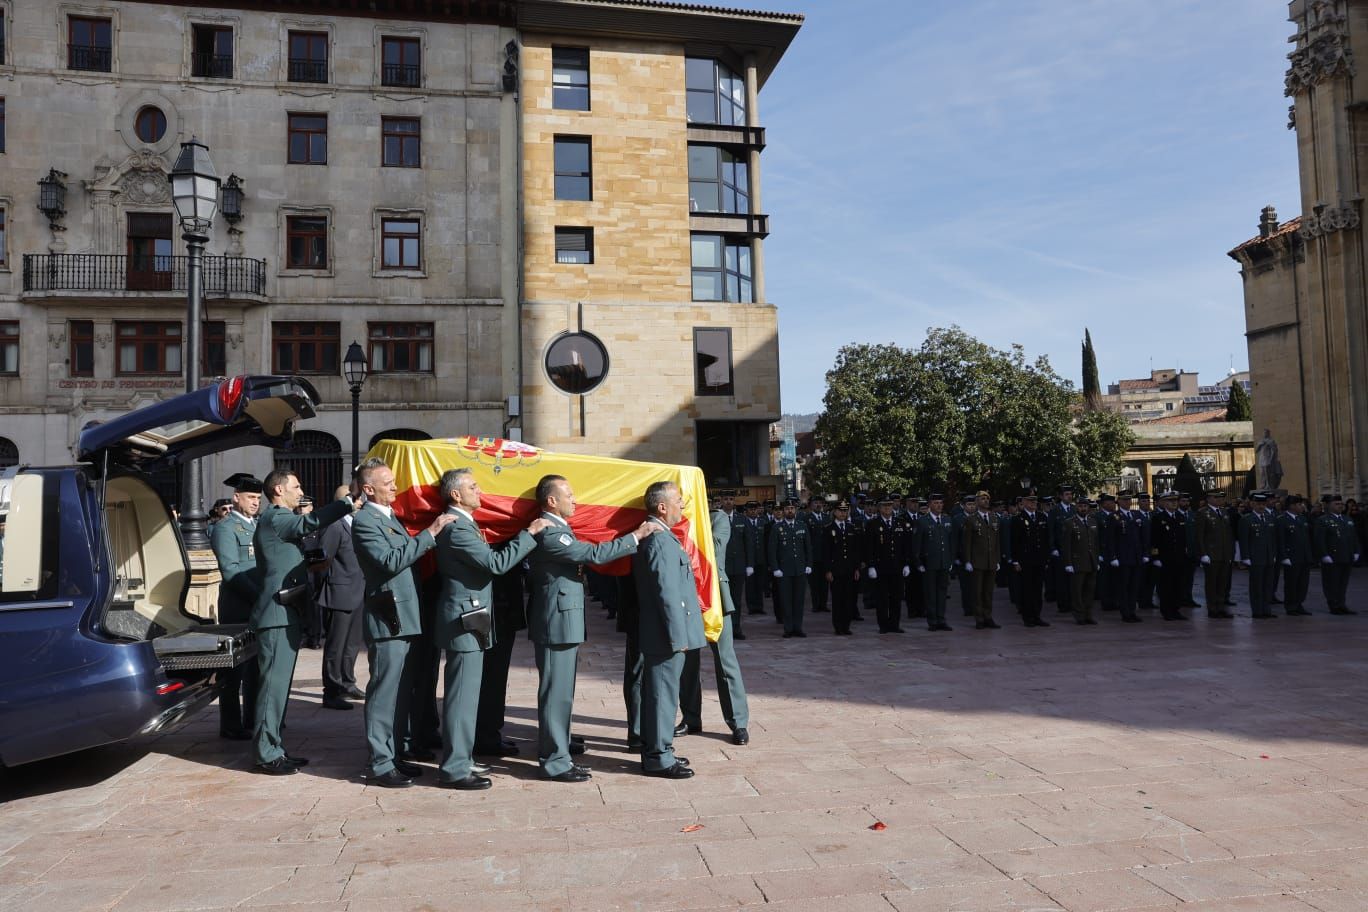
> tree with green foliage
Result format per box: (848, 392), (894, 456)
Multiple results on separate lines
(1225, 380), (1252, 421)
(808, 327), (1135, 501)
(1081, 329), (1102, 412)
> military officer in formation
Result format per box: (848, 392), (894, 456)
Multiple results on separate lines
(210, 473), (264, 740)
(804, 496), (832, 614)
(917, 494), (955, 631)
(1195, 490), (1237, 619)
(767, 499), (812, 638)
(865, 495), (912, 633)
(716, 491), (749, 640)
(1100, 492), (1146, 623)
(1278, 495), (1314, 615)
(823, 500), (863, 635)
(961, 492), (1001, 628)
(740, 500), (768, 616)
(1316, 495), (1360, 614)
(1060, 497), (1102, 625)
(1009, 493), (1052, 627)
(1149, 490), (1190, 621)
(1239, 492), (1279, 619)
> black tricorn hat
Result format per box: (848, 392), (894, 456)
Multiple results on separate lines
(223, 473), (263, 494)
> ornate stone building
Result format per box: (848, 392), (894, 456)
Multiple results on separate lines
(1230, 0), (1367, 499)
(0, 0), (801, 502)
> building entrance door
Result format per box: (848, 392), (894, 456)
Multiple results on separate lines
(127, 213), (174, 291)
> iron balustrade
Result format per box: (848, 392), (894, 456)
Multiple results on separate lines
(288, 57), (327, 83)
(23, 254), (267, 296)
(382, 63), (421, 87)
(69, 45), (112, 72)
(191, 53), (234, 79)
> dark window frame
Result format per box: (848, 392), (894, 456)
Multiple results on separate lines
(688, 145), (750, 214)
(287, 112), (327, 165)
(203, 320), (226, 377)
(0, 98), (5, 154)
(70, 319), (94, 377)
(272, 321), (340, 375)
(380, 116), (421, 168)
(693, 327), (734, 396)
(380, 217), (421, 270)
(134, 106), (166, 144)
(553, 135), (592, 201)
(115, 321), (182, 376)
(286, 215), (329, 270)
(191, 24), (233, 79)
(68, 15), (113, 72)
(0, 205), (6, 265)
(287, 30), (328, 83)
(0, 319), (17, 376)
(554, 226), (593, 265)
(380, 36), (421, 87)
(552, 46), (590, 111)
(690, 234), (754, 303)
(686, 56), (746, 127)
(368, 322), (434, 374)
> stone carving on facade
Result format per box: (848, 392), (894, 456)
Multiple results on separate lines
(95, 329), (112, 349)
(48, 328), (66, 349)
(1285, 0), (1355, 96)
(1299, 202), (1361, 239)
(85, 150), (171, 254)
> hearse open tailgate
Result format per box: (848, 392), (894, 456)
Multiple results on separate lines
(153, 624), (257, 672)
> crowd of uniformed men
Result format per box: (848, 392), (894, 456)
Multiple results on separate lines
(207, 462), (741, 787)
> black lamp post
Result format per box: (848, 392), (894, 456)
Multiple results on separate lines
(168, 137), (221, 551)
(343, 341), (369, 471)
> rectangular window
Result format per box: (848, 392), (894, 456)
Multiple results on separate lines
(0, 98), (5, 154)
(691, 234), (753, 302)
(191, 24), (233, 78)
(688, 145), (749, 213)
(555, 227), (593, 264)
(287, 113), (327, 164)
(552, 47), (590, 111)
(0, 321), (16, 375)
(381, 117), (420, 168)
(381, 36), (420, 87)
(553, 136), (592, 201)
(288, 30), (327, 83)
(203, 321), (225, 377)
(696, 420), (764, 485)
(286, 215), (328, 269)
(0, 206), (5, 265)
(68, 16), (112, 72)
(686, 57), (746, 126)
(272, 321), (339, 374)
(116, 321), (181, 376)
(694, 328), (734, 396)
(381, 218), (421, 269)
(70, 320), (93, 377)
(369, 322), (433, 374)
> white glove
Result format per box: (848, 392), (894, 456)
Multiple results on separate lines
(1242, 560), (1251, 568)
(916, 565), (924, 574)
(1200, 555), (1211, 566)
(803, 566), (811, 575)
(1152, 559), (1162, 568)
(1281, 558), (1291, 567)
(1142, 557), (1150, 564)
(1110, 559), (1120, 568)
(1065, 565), (1075, 574)
(1356, 554), (1361, 562)
(868, 567), (878, 580)
(964, 562), (974, 573)
(902, 566), (911, 577)
(1323, 556), (1334, 565)
(773, 569), (783, 578)
(745, 566), (753, 577)
(1051, 549), (1060, 558)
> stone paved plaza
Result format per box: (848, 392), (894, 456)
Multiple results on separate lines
(4, 570), (1368, 912)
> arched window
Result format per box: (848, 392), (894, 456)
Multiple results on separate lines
(274, 430), (342, 505)
(368, 428), (430, 450)
(0, 437), (18, 468)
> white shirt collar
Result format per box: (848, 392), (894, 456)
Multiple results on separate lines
(366, 501), (394, 520)
(230, 509), (255, 525)
(450, 505), (475, 524)
(543, 511), (570, 527)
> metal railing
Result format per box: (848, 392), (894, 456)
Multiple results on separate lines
(69, 45), (112, 72)
(382, 63), (420, 87)
(191, 53), (233, 79)
(23, 254), (267, 296)
(288, 57), (327, 83)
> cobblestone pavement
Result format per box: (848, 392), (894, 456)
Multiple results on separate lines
(3, 569), (1368, 911)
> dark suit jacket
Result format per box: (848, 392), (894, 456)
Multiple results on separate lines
(318, 516), (364, 613)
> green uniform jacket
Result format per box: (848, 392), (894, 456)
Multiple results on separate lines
(1060, 513), (1101, 570)
(740, 517), (765, 571)
(962, 511), (1000, 569)
(918, 513), (955, 570)
(351, 502), (436, 641)
(1196, 507), (1236, 562)
(434, 508), (536, 653)
(1277, 513), (1313, 564)
(633, 516), (707, 655)
(802, 510), (830, 568)
(1315, 513), (1358, 564)
(1238, 511), (1278, 566)
(211, 512), (262, 624)
(766, 519), (812, 574)
(251, 499), (352, 630)
(527, 513), (638, 645)
(711, 509), (737, 615)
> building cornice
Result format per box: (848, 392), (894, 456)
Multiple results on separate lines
(120, 0), (517, 27)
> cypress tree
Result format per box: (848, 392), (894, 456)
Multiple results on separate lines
(1225, 380), (1252, 421)
(1082, 329), (1102, 411)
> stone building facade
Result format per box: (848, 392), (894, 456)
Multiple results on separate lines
(1230, 0), (1368, 500)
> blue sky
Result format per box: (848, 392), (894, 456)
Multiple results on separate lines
(734, 0), (1301, 413)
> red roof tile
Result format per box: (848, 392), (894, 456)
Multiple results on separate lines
(1229, 216), (1303, 254)
(1141, 411), (1227, 425)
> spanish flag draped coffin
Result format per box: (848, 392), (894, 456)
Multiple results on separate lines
(368, 436), (723, 643)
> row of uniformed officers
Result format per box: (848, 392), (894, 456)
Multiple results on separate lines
(712, 486), (1361, 635)
(210, 464), (747, 786)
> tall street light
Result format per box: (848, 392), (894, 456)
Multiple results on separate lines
(169, 137), (220, 551)
(343, 341), (369, 472)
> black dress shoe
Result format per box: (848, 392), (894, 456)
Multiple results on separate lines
(544, 767), (592, 783)
(643, 762), (694, 779)
(852, 613), (865, 620)
(220, 727), (252, 741)
(437, 774), (492, 790)
(731, 728), (749, 745)
(254, 758), (298, 776)
(1270, 597), (1284, 604)
(1122, 616), (1142, 623)
(283, 754), (309, 767)
(322, 695), (354, 711)
(395, 760), (424, 778)
(892, 627), (905, 633)
(401, 748), (436, 762)
(984, 620), (1001, 629)
(569, 741), (586, 756)
(1035, 619), (1051, 627)
(674, 721), (689, 737)
(343, 686), (367, 700)
(571, 734), (585, 745)
(794, 631), (807, 638)
(734, 632), (747, 640)
(782, 632), (793, 638)
(938, 624), (953, 631)
(365, 769), (413, 788)
(471, 762), (491, 775)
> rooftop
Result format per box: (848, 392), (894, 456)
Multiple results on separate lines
(1141, 410), (1228, 426)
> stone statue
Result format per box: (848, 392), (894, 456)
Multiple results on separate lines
(1255, 429), (1283, 491)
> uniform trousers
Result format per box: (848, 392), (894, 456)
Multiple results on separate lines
(1016, 563), (1044, 623)
(1322, 563), (1352, 612)
(728, 577), (747, 637)
(958, 567), (975, 617)
(1282, 562), (1311, 612)
(1107, 564), (1141, 620)
(871, 572), (902, 631)
(829, 572), (858, 633)
(1202, 561), (1231, 614)
(969, 568), (996, 622)
(775, 574), (807, 635)
(1053, 558), (1072, 613)
(321, 606), (364, 697)
(252, 623), (300, 764)
(745, 572), (767, 614)
(219, 654), (259, 733)
(808, 570), (829, 612)
(1247, 563), (1276, 618)
(922, 569), (949, 628)
(1069, 570), (1097, 622)
(475, 627), (515, 750)
(364, 635), (420, 777)
(437, 647), (483, 781)
(622, 629), (643, 746)
(640, 650), (684, 771)
(534, 643), (580, 777)
(679, 613), (749, 732)
(1157, 563), (1186, 619)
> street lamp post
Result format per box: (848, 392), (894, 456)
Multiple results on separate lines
(343, 341), (369, 472)
(168, 137), (221, 552)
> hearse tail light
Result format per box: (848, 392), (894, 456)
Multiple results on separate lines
(155, 681), (185, 695)
(217, 375), (247, 421)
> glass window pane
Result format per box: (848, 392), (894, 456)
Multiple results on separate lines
(383, 238), (399, 265)
(692, 272), (722, 301)
(544, 332), (608, 394)
(290, 134), (307, 162)
(688, 146), (717, 179)
(418, 344), (432, 372)
(689, 181), (720, 213)
(166, 344), (181, 372)
(555, 175), (591, 201)
(686, 57), (714, 90)
(740, 279), (753, 303)
(554, 139), (589, 173)
(691, 235), (721, 268)
(687, 91), (715, 124)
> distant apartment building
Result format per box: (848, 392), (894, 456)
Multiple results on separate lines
(1101, 368), (1249, 425)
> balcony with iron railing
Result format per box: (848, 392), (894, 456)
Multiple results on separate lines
(192, 53), (234, 79)
(69, 44), (112, 72)
(22, 254), (267, 299)
(382, 63), (421, 87)
(288, 57), (327, 83)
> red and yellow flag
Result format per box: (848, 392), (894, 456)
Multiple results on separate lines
(368, 436), (722, 642)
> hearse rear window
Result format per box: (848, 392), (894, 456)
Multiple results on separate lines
(0, 474), (60, 604)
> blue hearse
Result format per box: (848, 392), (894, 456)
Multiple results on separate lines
(0, 375), (319, 767)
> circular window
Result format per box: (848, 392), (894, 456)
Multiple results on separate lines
(544, 332), (608, 395)
(134, 106), (167, 144)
